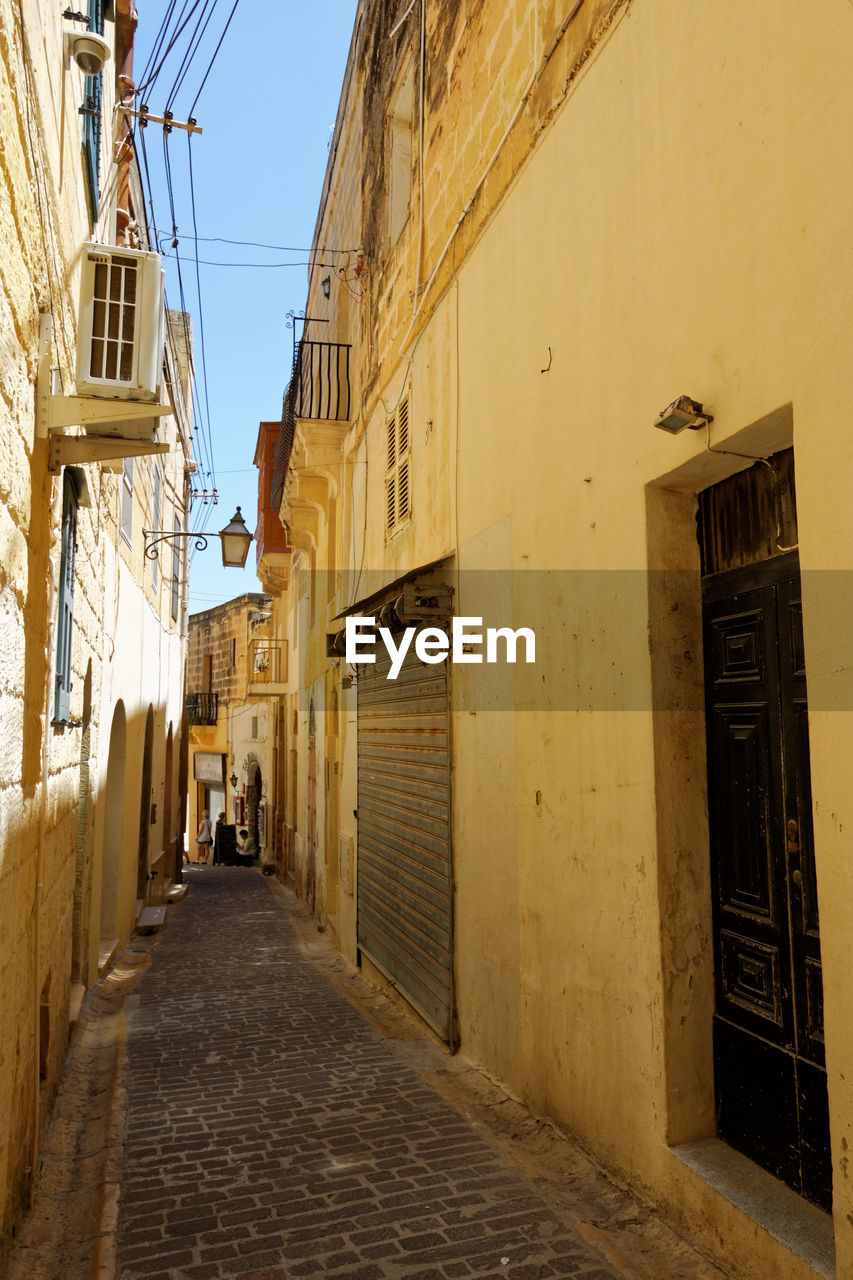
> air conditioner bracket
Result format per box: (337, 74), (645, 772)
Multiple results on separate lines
(49, 434), (170, 474)
(44, 394), (170, 437)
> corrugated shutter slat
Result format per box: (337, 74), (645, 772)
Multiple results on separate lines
(357, 640), (453, 1041)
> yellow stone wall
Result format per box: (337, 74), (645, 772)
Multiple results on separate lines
(269, 1), (853, 1277)
(0, 0), (192, 1254)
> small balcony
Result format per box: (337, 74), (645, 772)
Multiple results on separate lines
(247, 639), (288, 695)
(186, 691), (219, 725)
(272, 339), (352, 510)
(293, 340), (351, 422)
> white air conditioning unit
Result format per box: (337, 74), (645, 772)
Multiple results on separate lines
(76, 243), (165, 402)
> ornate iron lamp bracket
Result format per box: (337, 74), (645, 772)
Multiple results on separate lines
(143, 529), (209, 561)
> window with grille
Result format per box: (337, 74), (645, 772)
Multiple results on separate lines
(385, 396), (411, 536)
(88, 253), (138, 384)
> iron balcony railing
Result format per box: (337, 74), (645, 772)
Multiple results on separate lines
(271, 339), (351, 509)
(293, 340), (351, 422)
(248, 638), (286, 686)
(185, 691), (218, 725)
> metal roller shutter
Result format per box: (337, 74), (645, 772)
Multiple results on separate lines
(357, 640), (453, 1042)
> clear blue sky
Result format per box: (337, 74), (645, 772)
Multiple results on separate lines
(132, 0), (359, 611)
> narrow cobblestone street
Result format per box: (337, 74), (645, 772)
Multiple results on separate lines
(6, 868), (732, 1280)
(121, 869), (614, 1280)
(111, 869), (726, 1280)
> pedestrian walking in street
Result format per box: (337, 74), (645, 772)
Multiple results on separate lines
(195, 811), (213, 865)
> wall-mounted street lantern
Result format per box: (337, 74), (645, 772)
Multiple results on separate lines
(230, 773), (238, 789)
(144, 507), (253, 568)
(218, 507), (253, 568)
(321, 275), (331, 299)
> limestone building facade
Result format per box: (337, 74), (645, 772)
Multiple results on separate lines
(0, 0), (192, 1255)
(186, 594), (282, 863)
(259, 2), (853, 1278)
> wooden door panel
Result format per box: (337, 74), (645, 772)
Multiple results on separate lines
(703, 559), (830, 1209)
(799, 1059), (833, 1211)
(719, 929), (785, 1031)
(709, 609), (767, 688)
(705, 587), (792, 1054)
(710, 704), (777, 923)
(714, 1017), (800, 1190)
(778, 579), (825, 1070)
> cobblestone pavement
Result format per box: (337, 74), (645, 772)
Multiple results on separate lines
(116, 869), (724, 1280)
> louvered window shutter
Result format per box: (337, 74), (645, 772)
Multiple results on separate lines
(55, 474), (79, 723)
(385, 396), (411, 535)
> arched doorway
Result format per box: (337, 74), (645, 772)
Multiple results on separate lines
(137, 707), (154, 899)
(164, 724), (175, 878)
(307, 697), (317, 910)
(246, 761), (262, 846)
(100, 702), (126, 940)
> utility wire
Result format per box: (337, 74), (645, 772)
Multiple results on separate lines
(153, 232), (360, 253)
(163, 254), (319, 268)
(186, 131), (215, 487)
(137, 0), (209, 96)
(162, 131), (215, 488)
(135, 0), (179, 95)
(189, 0), (241, 115)
(166, 0), (220, 111)
(136, 120), (161, 250)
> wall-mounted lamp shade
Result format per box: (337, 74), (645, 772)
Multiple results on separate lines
(219, 507), (253, 568)
(321, 275), (331, 299)
(230, 773), (238, 788)
(654, 395), (713, 434)
(65, 29), (111, 74)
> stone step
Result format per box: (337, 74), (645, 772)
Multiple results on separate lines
(68, 983), (86, 1037)
(167, 883), (188, 903)
(135, 906), (167, 935)
(98, 938), (119, 977)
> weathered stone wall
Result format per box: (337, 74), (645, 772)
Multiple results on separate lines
(0, 0), (115, 1247)
(275, 1), (853, 1277)
(0, 0), (193, 1254)
(187, 594), (271, 708)
(186, 594), (274, 846)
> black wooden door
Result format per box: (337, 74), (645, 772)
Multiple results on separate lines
(703, 552), (831, 1211)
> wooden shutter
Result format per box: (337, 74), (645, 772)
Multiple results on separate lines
(55, 474), (79, 722)
(385, 396), (411, 534)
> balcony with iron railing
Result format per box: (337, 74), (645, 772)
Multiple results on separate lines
(185, 691), (219, 725)
(247, 638), (288, 695)
(271, 338), (352, 509)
